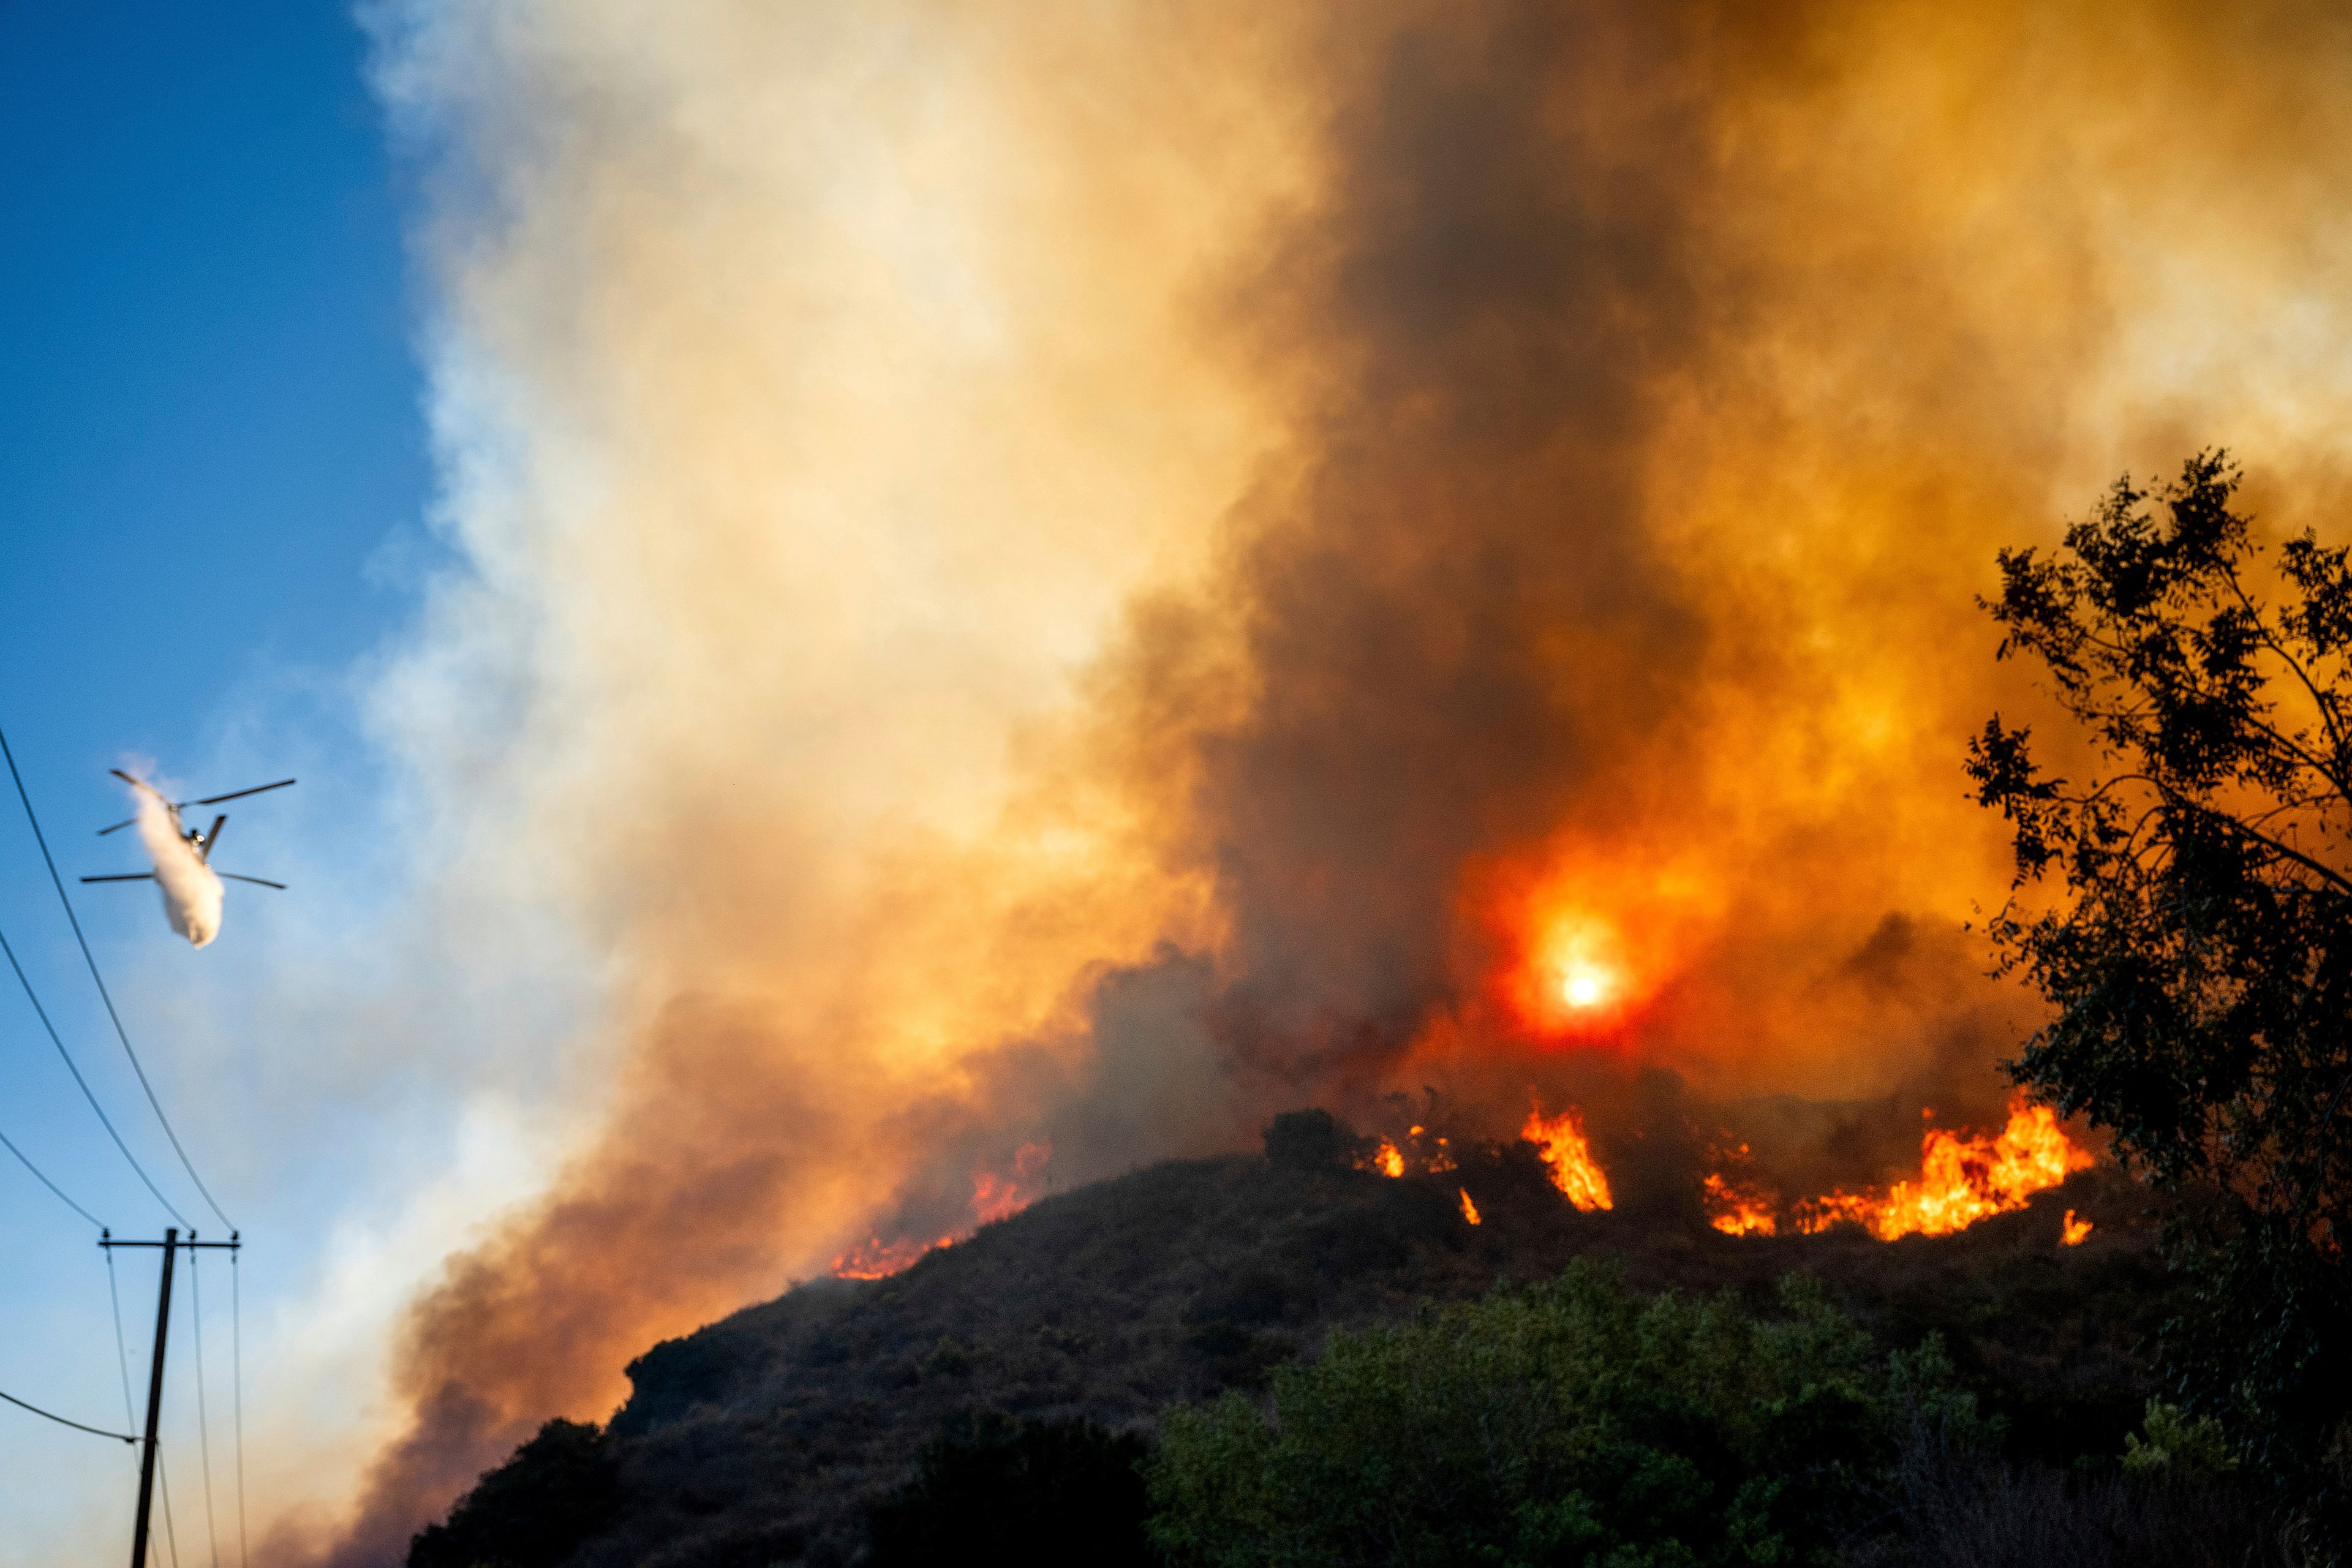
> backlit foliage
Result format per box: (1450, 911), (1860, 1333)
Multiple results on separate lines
(1972, 453), (2352, 1487)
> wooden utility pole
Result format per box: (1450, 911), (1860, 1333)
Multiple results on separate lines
(130, 1227), (175, 1568)
(103, 1229), (239, 1568)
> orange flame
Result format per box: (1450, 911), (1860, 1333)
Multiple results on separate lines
(1372, 1139), (1405, 1178)
(1523, 1104), (1613, 1210)
(829, 1234), (955, 1280)
(1787, 1191), (1879, 1235)
(973, 1139), (1052, 1224)
(2062, 1208), (2093, 1246)
(1787, 1099), (2094, 1240)
(1702, 1172), (1777, 1236)
(1459, 1187), (1482, 1224)
(834, 1140), (1054, 1279)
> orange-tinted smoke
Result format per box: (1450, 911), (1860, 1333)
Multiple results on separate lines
(1095, 0), (2352, 1117)
(296, 0), (2352, 1558)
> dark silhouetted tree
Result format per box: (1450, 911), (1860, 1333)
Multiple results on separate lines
(864, 1412), (1155, 1567)
(1971, 451), (2352, 1499)
(1262, 1108), (1355, 1170)
(406, 1417), (617, 1568)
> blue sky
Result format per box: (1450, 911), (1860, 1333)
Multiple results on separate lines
(0, 3), (432, 1554)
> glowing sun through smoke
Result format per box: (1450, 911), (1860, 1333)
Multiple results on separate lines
(1510, 903), (1643, 1038)
(1561, 965), (1611, 1009)
(1534, 915), (1630, 1027)
(1451, 843), (1731, 1050)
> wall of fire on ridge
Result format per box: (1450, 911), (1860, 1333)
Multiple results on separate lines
(1365, 1097), (2095, 1245)
(832, 1096), (2098, 1280)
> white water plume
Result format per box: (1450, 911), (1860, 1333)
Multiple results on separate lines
(134, 789), (224, 948)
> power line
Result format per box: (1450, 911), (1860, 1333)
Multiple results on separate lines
(230, 1248), (248, 1568)
(0, 725), (232, 1231)
(0, 1115), (106, 1229)
(161, 1450), (183, 1568)
(0, 1384), (135, 1444)
(0, 924), (188, 1227)
(190, 1251), (222, 1568)
(106, 1248), (138, 1428)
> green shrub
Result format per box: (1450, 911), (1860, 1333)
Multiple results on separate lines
(2123, 1400), (2239, 1482)
(1147, 1261), (1983, 1567)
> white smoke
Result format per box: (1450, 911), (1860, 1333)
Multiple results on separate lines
(134, 789), (224, 948)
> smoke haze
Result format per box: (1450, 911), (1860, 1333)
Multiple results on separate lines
(277, 0), (2352, 1557)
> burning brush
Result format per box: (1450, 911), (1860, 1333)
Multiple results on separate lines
(1699, 1098), (2095, 1241)
(1355, 1092), (2092, 1245)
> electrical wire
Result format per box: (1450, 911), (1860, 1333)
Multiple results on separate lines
(230, 1247), (248, 1568)
(0, 1384), (135, 1442)
(0, 725), (232, 1230)
(0, 1114), (106, 1228)
(106, 1246), (138, 1431)
(189, 1250), (222, 1568)
(160, 1452), (183, 1568)
(0, 925), (186, 1227)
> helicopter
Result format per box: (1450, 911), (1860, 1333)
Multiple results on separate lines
(80, 769), (293, 948)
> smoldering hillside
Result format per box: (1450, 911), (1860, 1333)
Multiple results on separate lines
(411, 1116), (2161, 1566)
(281, 0), (2352, 1558)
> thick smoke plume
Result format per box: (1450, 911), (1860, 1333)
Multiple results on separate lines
(287, 0), (2352, 1558)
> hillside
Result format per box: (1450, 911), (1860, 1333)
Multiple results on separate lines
(418, 1119), (2168, 1567)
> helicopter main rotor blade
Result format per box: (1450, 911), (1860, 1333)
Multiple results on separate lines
(189, 778), (295, 807)
(200, 815), (225, 861)
(217, 873), (285, 890)
(80, 873), (156, 883)
(100, 770), (170, 834)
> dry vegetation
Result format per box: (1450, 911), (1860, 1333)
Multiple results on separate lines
(407, 1107), (2200, 1567)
